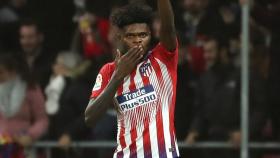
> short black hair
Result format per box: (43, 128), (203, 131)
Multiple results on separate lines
(20, 18), (42, 33)
(110, 3), (154, 29)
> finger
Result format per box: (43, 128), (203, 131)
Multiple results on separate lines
(125, 46), (141, 58)
(129, 46), (144, 61)
(130, 50), (142, 63)
(127, 45), (143, 56)
(130, 52), (143, 66)
(134, 53), (143, 63)
(115, 49), (121, 61)
(137, 45), (144, 54)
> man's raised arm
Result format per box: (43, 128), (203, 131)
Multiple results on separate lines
(157, 0), (177, 51)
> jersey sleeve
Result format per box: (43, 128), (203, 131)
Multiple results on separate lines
(90, 63), (113, 99)
(152, 39), (179, 67)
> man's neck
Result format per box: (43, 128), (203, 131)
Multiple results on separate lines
(25, 47), (42, 67)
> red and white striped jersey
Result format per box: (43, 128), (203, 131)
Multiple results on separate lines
(91, 42), (179, 158)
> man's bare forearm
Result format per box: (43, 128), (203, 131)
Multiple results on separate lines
(157, 0), (177, 51)
(85, 73), (122, 127)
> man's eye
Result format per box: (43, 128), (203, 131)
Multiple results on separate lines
(125, 33), (149, 39)
(139, 33), (148, 38)
(125, 34), (135, 38)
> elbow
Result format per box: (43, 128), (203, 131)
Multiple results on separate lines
(84, 117), (92, 127)
(84, 110), (105, 127)
(84, 99), (108, 127)
(85, 116), (95, 127)
(84, 110), (95, 127)
(84, 99), (96, 127)
(84, 109), (100, 127)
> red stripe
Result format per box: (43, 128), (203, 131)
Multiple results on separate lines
(156, 106), (167, 157)
(117, 80), (124, 96)
(139, 63), (152, 157)
(130, 128), (138, 157)
(119, 121), (126, 147)
(116, 150), (123, 158)
(129, 71), (137, 130)
(128, 71), (138, 157)
(129, 70), (136, 90)
(118, 119), (126, 158)
(115, 72), (125, 157)
(143, 121), (152, 157)
(117, 79), (125, 157)
(153, 55), (178, 157)
(150, 57), (167, 157)
(115, 66), (125, 157)
(169, 62), (178, 157)
(129, 71), (137, 128)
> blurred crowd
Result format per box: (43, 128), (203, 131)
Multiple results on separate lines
(0, 0), (279, 158)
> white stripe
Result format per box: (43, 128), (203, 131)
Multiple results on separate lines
(154, 58), (172, 157)
(123, 76), (130, 94)
(123, 133), (131, 158)
(148, 59), (161, 157)
(122, 76), (131, 157)
(156, 58), (177, 158)
(135, 64), (145, 88)
(149, 118), (160, 157)
(115, 119), (122, 154)
(123, 75), (132, 131)
(134, 64), (145, 157)
(174, 134), (180, 157)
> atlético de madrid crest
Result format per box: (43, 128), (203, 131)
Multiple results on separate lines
(139, 62), (152, 77)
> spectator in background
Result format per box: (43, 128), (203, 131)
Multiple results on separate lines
(44, 51), (93, 158)
(87, 23), (119, 158)
(218, 1), (240, 37)
(45, 52), (82, 141)
(176, 0), (225, 45)
(249, 43), (270, 158)
(251, 0), (280, 145)
(0, 53), (48, 158)
(186, 37), (237, 158)
(175, 39), (199, 158)
(174, 0), (241, 74)
(70, 0), (129, 62)
(55, 59), (102, 158)
(185, 36), (267, 158)
(202, 37), (218, 68)
(19, 19), (55, 90)
(70, 11), (111, 61)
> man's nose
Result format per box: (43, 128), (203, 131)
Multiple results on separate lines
(133, 37), (142, 44)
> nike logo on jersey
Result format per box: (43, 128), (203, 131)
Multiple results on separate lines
(116, 85), (157, 112)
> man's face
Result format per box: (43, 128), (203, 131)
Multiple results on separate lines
(120, 23), (151, 54)
(19, 25), (43, 55)
(203, 40), (218, 69)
